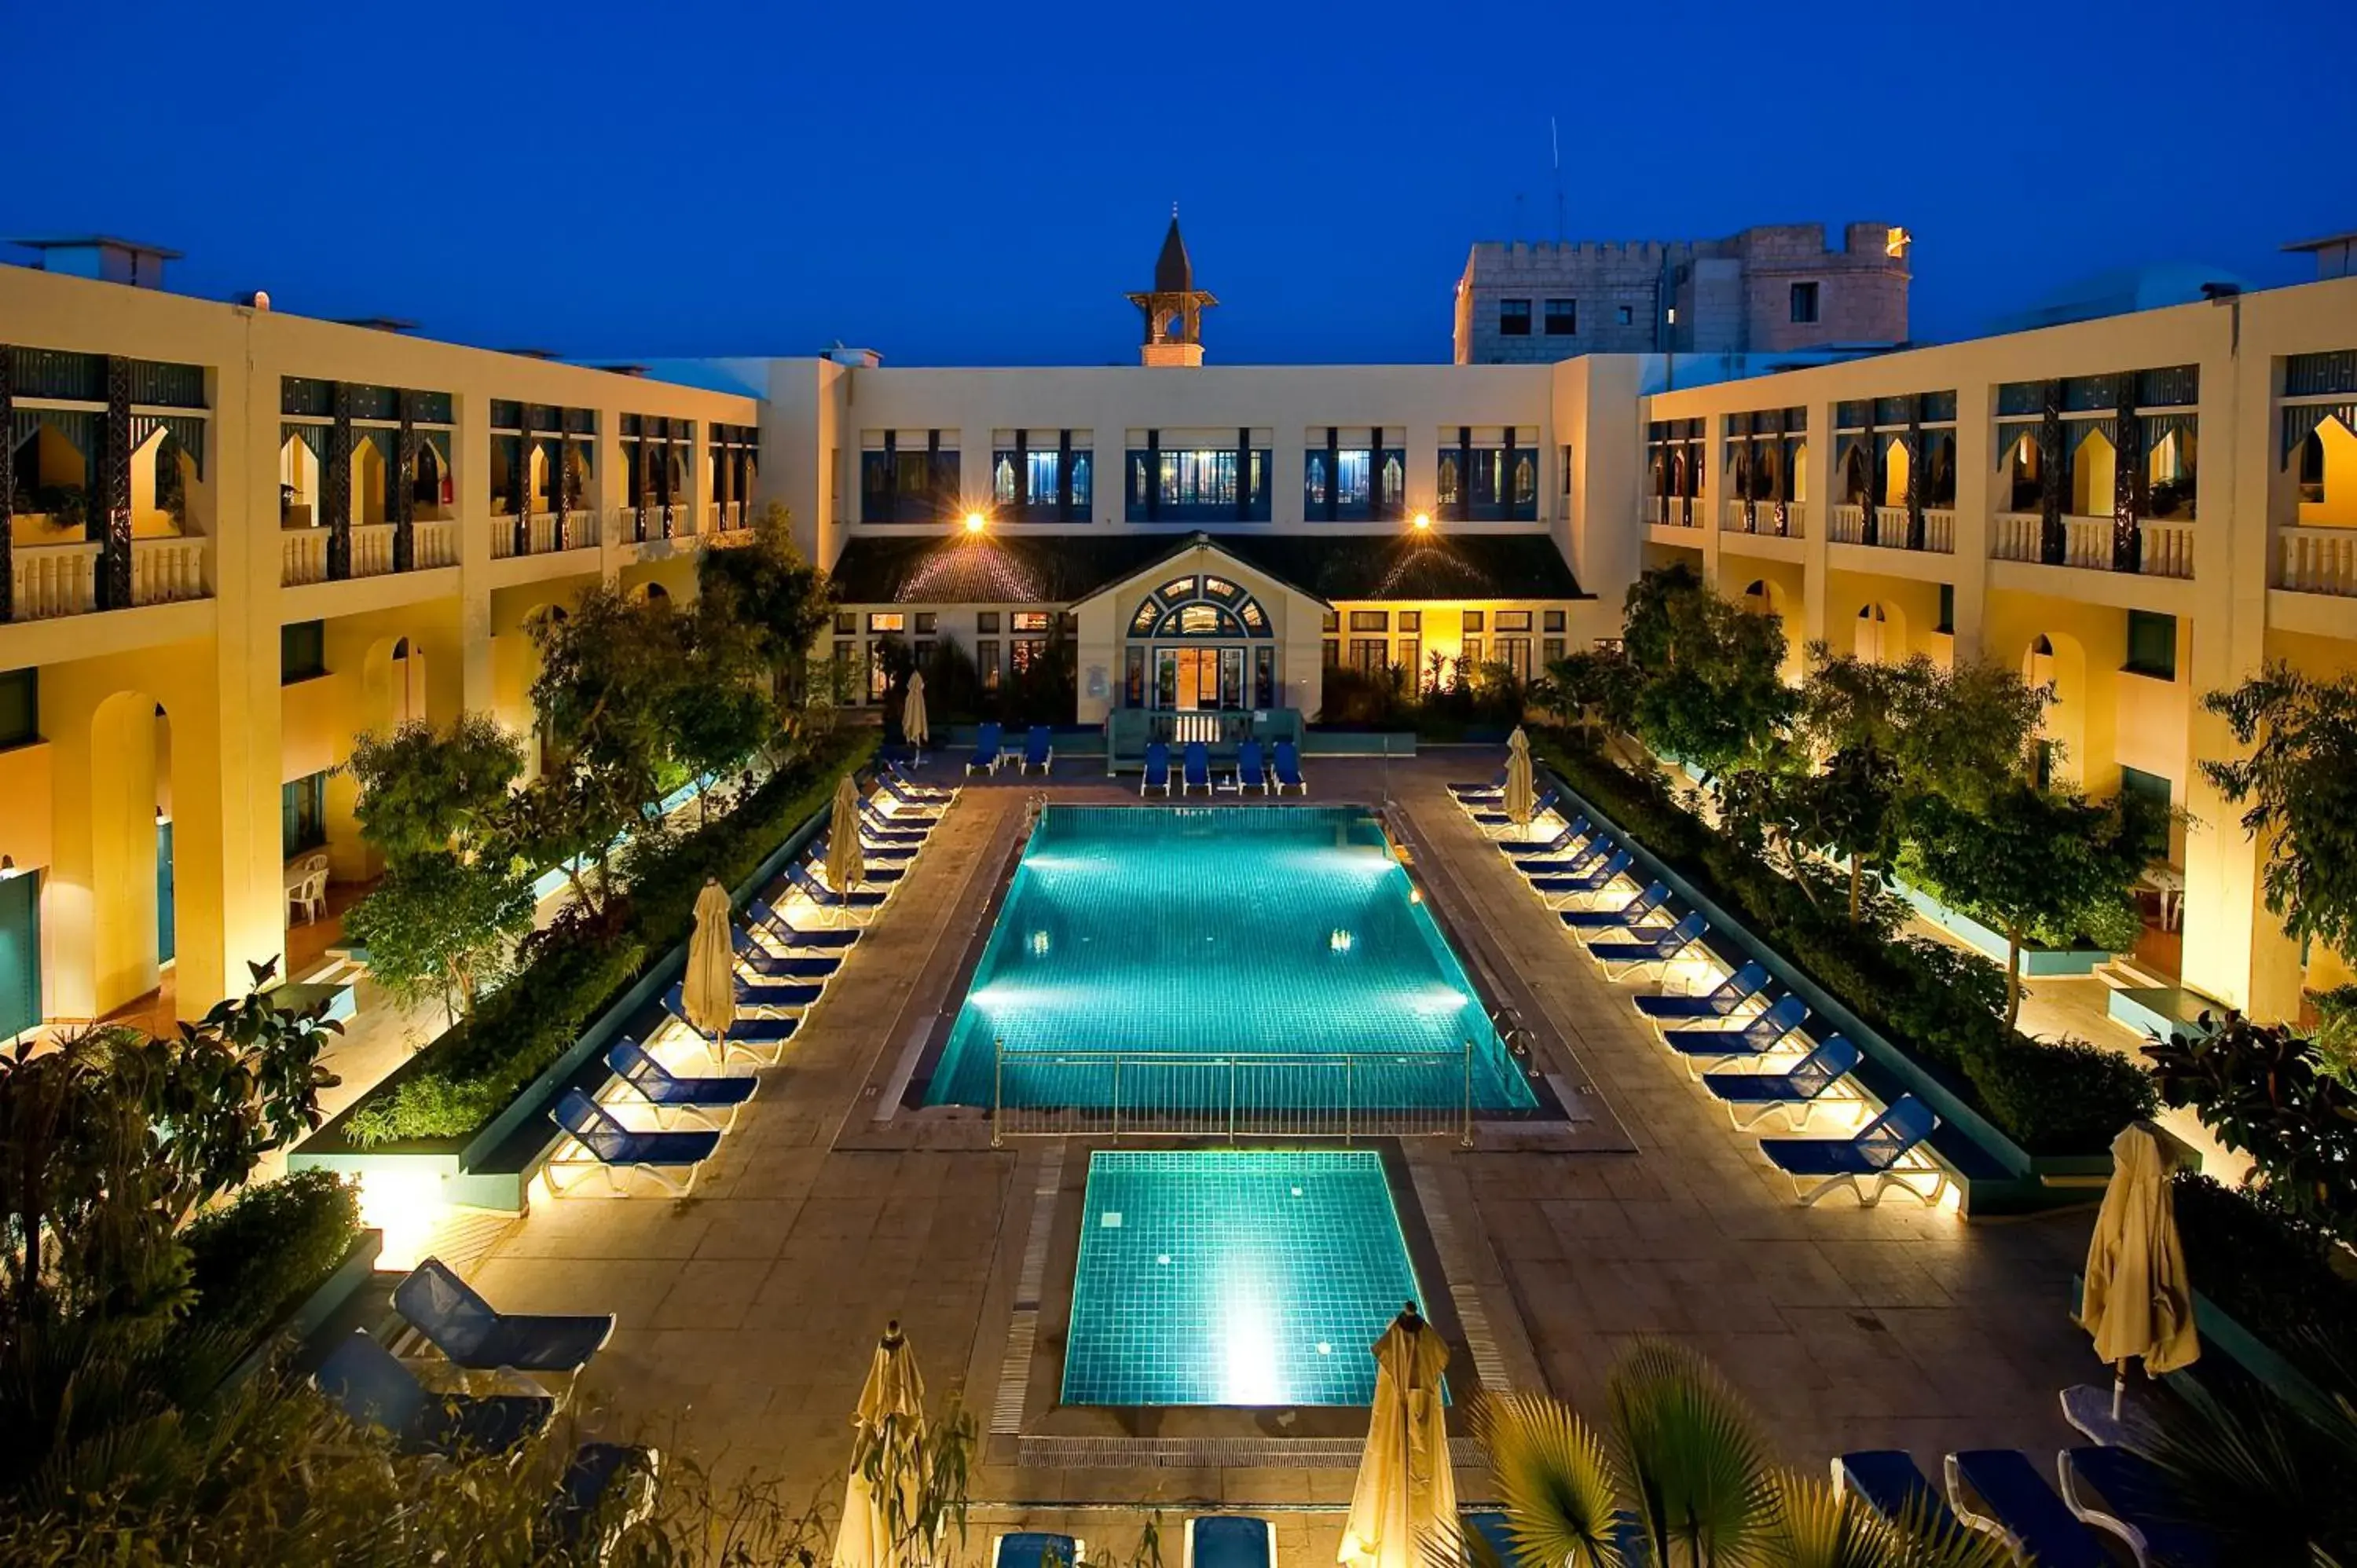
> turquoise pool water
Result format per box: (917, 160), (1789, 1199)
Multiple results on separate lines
(924, 805), (1534, 1110)
(1062, 1149), (1433, 1406)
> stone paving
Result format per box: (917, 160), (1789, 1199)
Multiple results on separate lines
(458, 749), (2101, 1563)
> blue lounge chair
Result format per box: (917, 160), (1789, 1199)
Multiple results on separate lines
(1467, 1510), (1650, 1568)
(551, 1088), (723, 1196)
(1587, 910), (1708, 979)
(1763, 1094), (1944, 1207)
(1185, 1518), (1272, 1568)
(1449, 767), (1508, 800)
(1633, 960), (1769, 1020)
(966, 721), (1004, 776)
(1944, 1449), (2109, 1568)
(883, 756), (953, 797)
(859, 798), (931, 839)
(607, 1036), (759, 1130)
(1142, 740), (1172, 797)
(995, 1533), (1086, 1568)
(1702, 1035), (1861, 1128)
(2059, 1445), (2222, 1568)
(1530, 848), (1634, 899)
(1182, 741), (1211, 796)
(730, 928), (841, 980)
(1833, 1451), (1964, 1539)
(1662, 993), (1812, 1072)
(1561, 881), (1674, 932)
(314, 1328), (553, 1457)
(723, 972), (823, 1009)
(746, 897), (861, 949)
(394, 1257), (616, 1379)
(806, 843), (905, 883)
(546, 1442), (661, 1555)
(1233, 738), (1269, 793)
(1471, 788), (1557, 829)
(1018, 726), (1054, 775)
(788, 862), (887, 910)
(1518, 836), (1612, 880)
(1272, 740), (1307, 795)
(882, 771), (951, 810)
(1499, 817), (1590, 861)
(661, 986), (800, 1063)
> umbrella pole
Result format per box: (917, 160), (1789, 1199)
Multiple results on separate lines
(2113, 1359), (2128, 1420)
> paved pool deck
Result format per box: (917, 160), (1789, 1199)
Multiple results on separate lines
(453, 749), (2101, 1563)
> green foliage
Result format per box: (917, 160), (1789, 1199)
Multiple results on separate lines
(341, 731), (874, 1145)
(2150, 1015), (2357, 1244)
(1318, 660), (1531, 738)
(1618, 565), (1793, 779)
(2131, 1360), (2357, 1566)
(343, 852), (536, 1025)
(1546, 646), (1642, 739)
(2170, 1171), (2357, 1400)
(178, 1171), (361, 1343)
(2203, 662), (2357, 965)
(344, 713), (525, 861)
(696, 500), (836, 723)
(1890, 657), (2044, 809)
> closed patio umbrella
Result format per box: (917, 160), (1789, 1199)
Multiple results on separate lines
(1340, 1302), (1457, 1568)
(2080, 1123), (2198, 1418)
(1502, 726), (1535, 836)
(834, 1321), (928, 1568)
(828, 774), (867, 891)
(683, 876), (736, 1039)
(903, 672), (929, 758)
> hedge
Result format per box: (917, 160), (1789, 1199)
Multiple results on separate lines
(2172, 1171), (2357, 1401)
(341, 729), (875, 1145)
(178, 1169), (364, 1342)
(1536, 732), (2155, 1155)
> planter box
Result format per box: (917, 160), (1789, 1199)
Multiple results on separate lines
(2071, 1272), (2337, 1422)
(215, 1227), (383, 1394)
(1898, 881), (2114, 976)
(1541, 766), (2113, 1215)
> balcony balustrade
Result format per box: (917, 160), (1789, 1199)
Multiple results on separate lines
(1992, 512), (2193, 580)
(9, 536), (210, 620)
(1718, 499), (1807, 538)
(2279, 525), (2357, 598)
(1827, 504), (1955, 555)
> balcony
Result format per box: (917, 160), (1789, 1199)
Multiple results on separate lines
(1645, 496), (1702, 528)
(1718, 499), (1807, 539)
(491, 510), (601, 559)
(1992, 513), (2194, 580)
(280, 521), (462, 587)
(2279, 526), (2357, 598)
(9, 536), (210, 619)
(1827, 504), (1956, 555)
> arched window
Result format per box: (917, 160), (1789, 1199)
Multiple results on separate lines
(1127, 573), (1273, 639)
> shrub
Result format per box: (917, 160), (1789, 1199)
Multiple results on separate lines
(1965, 1035), (2157, 1154)
(339, 731), (874, 1144)
(179, 1170), (363, 1341)
(2150, 1013), (2357, 1244)
(2172, 1171), (2357, 1401)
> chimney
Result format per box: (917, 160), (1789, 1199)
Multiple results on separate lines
(9, 236), (181, 289)
(824, 342), (884, 368)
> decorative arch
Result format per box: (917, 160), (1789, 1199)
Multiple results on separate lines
(1853, 601), (1908, 664)
(1126, 572), (1272, 639)
(2022, 630), (2087, 782)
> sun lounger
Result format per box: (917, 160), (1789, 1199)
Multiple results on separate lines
(1945, 1449), (2110, 1568)
(1763, 1094), (1944, 1207)
(730, 927), (842, 980)
(1633, 960), (1769, 1021)
(545, 1442), (661, 1555)
(746, 897), (861, 948)
(882, 771), (951, 810)
(835, 833), (918, 863)
(1466, 1510), (1648, 1568)
(1182, 741), (1211, 795)
(1142, 740), (1172, 797)
(1833, 1450), (1964, 1538)
(1449, 767), (1508, 800)
(966, 721), (1004, 776)
(1662, 993), (1811, 1072)
(608, 1036), (759, 1130)
(858, 798), (931, 839)
(883, 757), (954, 798)
(394, 1257), (616, 1380)
(661, 985), (800, 1064)
(1185, 1518), (1272, 1568)
(1701, 1035), (1861, 1128)
(1234, 738), (1269, 793)
(1530, 848), (1634, 899)
(1560, 880), (1673, 932)
(1470, 788), (1558, 829)
(550, 1088), (723, 1197)
(806, 843), (905, 883)
(2059, 1445), (2221, 1568)
(1515, 835), (1611, 878)
(788, 862), (887, 910)
(1272, 740), (1307, 794)
(1018, 726), (1054, 775)
(995, 1533), (1087, 1568)
(1584, 910), (1708, 980)
(1498, 817), (1591, 860)
(314, 1328), (553, 1458)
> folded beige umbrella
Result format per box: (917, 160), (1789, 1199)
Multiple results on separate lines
(1340, 1303), (1457, 1568)
(683, 876), (736, 1039)
(903, 672), (930, 753)
(2081, 1123), (2199, 1417)
(834, 1321), (928, 1568)
(828, 773), (867, 891)
(1503, 727), (1535, 835)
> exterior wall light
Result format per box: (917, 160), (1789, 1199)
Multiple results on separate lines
(963, 511), (987, 535)
(1412, 513), (1431, 532)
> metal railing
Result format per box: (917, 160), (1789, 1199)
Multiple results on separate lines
(991, 1041), (1475, 1145)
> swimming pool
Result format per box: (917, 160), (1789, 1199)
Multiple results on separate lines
(923, 805), (1534, 1112)
(1061, 1149), (1433, 1406)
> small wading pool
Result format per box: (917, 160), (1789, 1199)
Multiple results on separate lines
(1061, 1149), (1435, 1407)
(924, 805), (1535, 1112)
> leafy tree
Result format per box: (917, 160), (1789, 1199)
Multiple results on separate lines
(1545, 645), (1641, 745)
(1786, 649), (1934, 925)
(1910, 781), (2165, 1028)
(2148, 1013), (2357, 1242)
(343, 713), (525, 861)
(2201, 663), (2357, 969)
(666, 595), (777, 819)
(342, 853), (535, 1024)
(1618, 566), (1794, 781)
(695, 501), (834, 725)
(1893, 657), (2045, 808)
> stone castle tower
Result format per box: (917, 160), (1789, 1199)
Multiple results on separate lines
(1127, 211), (1217, 367)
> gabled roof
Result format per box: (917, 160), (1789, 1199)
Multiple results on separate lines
(827, 529), (1586, 606)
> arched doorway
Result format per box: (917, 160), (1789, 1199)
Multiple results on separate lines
(1124, 573), (1276, 712)
(1854, 602), (1907, 664)
(87, 691), (174, 1017)
(2022, 631), (2086, 784)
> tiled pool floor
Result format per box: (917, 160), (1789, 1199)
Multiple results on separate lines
(1061, 1149), (1431, 1407)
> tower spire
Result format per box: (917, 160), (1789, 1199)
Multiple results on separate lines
(1127, 211), (1217, 367)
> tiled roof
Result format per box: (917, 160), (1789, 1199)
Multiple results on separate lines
(827, 529), (1586, 606)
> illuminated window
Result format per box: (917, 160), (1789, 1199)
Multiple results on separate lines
(1348, 610), (1388, 632)
(1494, 610), (1531, 633)
(1398, 610), (1420, 633)
(1011, 610), (1050, 632)
(1179, 604), (1221, 635)
(867, 612), (906, 632)
(1461, 610), (1485, 634)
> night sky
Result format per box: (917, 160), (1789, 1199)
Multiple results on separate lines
(13, 0), (2352, 367)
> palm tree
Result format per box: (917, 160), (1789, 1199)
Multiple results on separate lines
(1445, 1339), (2012, 1568)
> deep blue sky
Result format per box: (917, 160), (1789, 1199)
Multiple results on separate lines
(13, 0), (2352, 366)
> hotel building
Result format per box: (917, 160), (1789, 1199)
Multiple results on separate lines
(2, 220), (2354, 1053)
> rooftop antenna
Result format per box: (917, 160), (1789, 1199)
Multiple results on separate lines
(1551, 116), (1564, 243)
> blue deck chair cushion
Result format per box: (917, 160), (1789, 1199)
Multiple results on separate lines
(731, 929), (841, 979)
(1472, 788), (1557, 826)
(1501, 817), (1589, 859)
(1182, 742), (1211, 790)
(1835, 1450), (1962, 1537)
(1449, 767), (1508, 797)
(1189, 1518), (1270, 1568)
(2060, 1445), (2220, 1568)
(858, 800), (931, 838)
(1763, 1095), (1934, 1178)
(1664, 993), (1809, 1058)
(997, 1533), (1083, 1568)
(1022, 727), (1053, 771)
(545, 1442), (659, 1551)
(787, 863), (886, 907)
(1947, 1449), (2109, 1568)
(314, 1329), (552, 1457)
(1561, 881), (1673, 930)
(1532, 848), (1633, 895)
(747, 898), (860, 947)
(966, 721), (1003, 775)
(1235, 738), (1267, 791)
(662, 986), (801, 1044)
(610, 1037), (759, 1109)
(808, 844), (905, 883)
(394, 1257), (615, 1373)
(1634, 960), (1768, 1019)
(554, 1089), (722, 1169)
(1273, 741), (1305, 792)
(1142, 741), (1171, 794)
(1703, 1036), (1860, 1108)
(1587, 910), (1706, 964)
(883, 774), (949, 808)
